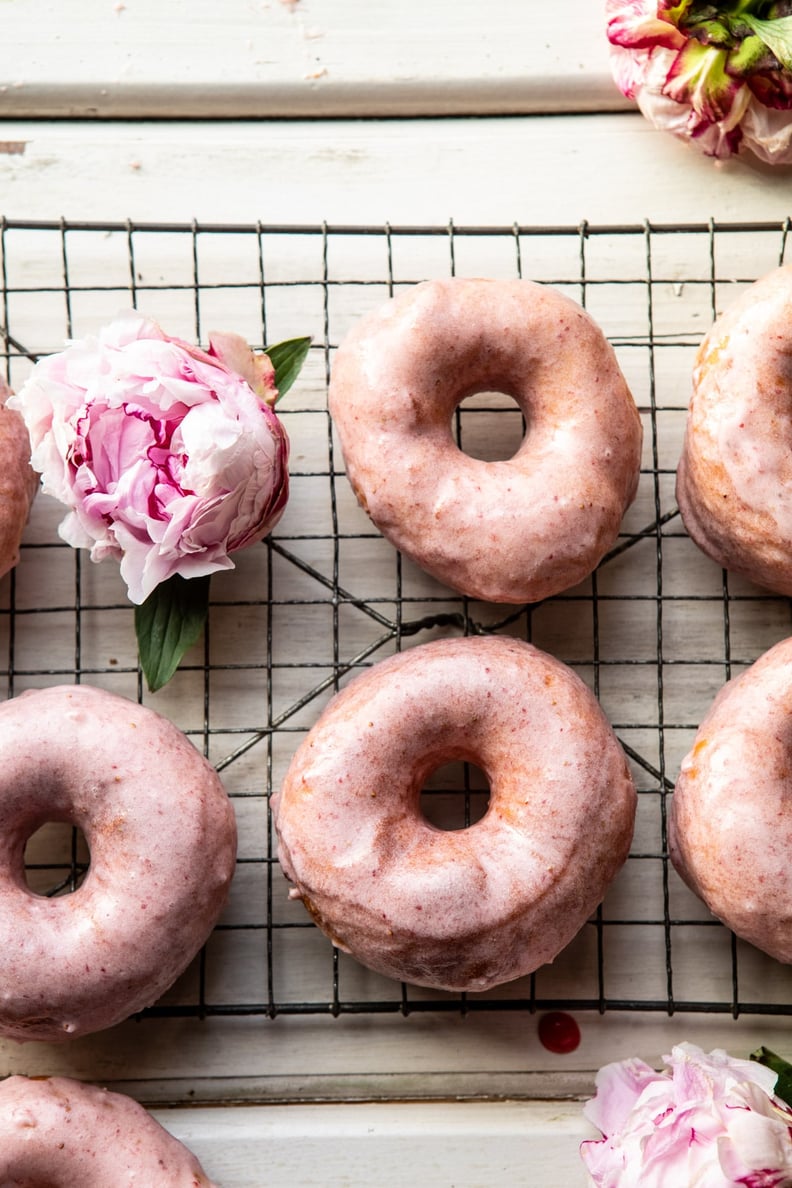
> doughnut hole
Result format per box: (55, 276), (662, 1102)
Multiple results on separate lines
(453, 390), (526, 461)
(420, 760), (490, 831)
(23, 821), (90, 897)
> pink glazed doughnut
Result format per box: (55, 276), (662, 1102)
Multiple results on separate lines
(676, 265), (792, 594)
(0, 684), (237, 1042)
(328, 278), (643, 603)
(670, 637), (792, 962)
(0, 378), (37, 579)
(0, 1076), (217, 1186)
(272, 636), (636, 992)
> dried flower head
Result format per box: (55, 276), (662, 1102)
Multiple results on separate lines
(607, 1), (792, 161)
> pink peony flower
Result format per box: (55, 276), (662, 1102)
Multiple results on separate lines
(606, 1), (792, 162)
(581, 1042), (792, 1187)
(9, 312), (290, 604)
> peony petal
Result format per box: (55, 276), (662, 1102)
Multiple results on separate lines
(636, 1110), (725, 1188)
(58, 508), (105, 553)
(609, 42), (652, 100)
(97, 309), (167, 349)
(606, 0), (686, 52)
(580, 1135), (631, 1186)
(208, 330), (278, 404)
(718, 1097), (792, 1185)
(739, 97), (792, 161)
(583, 1056), (662, 1137)
(672, 1044), (780, 1101)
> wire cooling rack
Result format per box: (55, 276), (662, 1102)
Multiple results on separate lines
(3, 217), (792, 1033)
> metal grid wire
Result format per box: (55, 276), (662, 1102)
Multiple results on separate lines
(3, 217), (792, 1026)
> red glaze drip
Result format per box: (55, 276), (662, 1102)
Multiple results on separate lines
(538, 1011), (581, 1054)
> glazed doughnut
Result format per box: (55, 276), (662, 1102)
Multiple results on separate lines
(328, 278), (643, 603)
(0, 1075), (217, 1186)
(0, 378), (37, 579)
(0, 684), (237, 1042)
(272, 636), (636, 992)
(676, 265), (792, 594)
(670, 637), (792, 962)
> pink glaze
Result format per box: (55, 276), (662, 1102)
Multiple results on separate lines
(670, 637), (792, 962)
(0, 379), (37, 579)
(328, 278), (643, 604)
(0, 1075), (216, 1186)
(0, 685), (237, 1042)
(677, 265), (792, 594)
(272, 636), (636, 992)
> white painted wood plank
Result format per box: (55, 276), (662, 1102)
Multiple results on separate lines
(6, 1011), (792, 1105)
(157, 1101), (591, 1187)
(0, 116), (790, 229)
(0, 0), (623, 118)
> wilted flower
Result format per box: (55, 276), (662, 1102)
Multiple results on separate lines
(606, 1), (792, 161)
(9, 312), (290, 605)
(581, 1042), (792, 1187)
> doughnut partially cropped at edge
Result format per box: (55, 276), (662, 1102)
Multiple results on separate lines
(676, 265), (792, 594)
(271, 635), (637, 992)
(0, 377), (37, 579)
(328, 278), (643, 603)
(0, 1075), (217, 1186)
(670, 637), (792, 963)
(0, 684), (237, 1042)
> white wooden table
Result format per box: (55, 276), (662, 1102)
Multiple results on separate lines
(2, 3), (792, 1185)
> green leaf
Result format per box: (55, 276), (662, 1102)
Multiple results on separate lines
(265, 336), (312, 400)
(134, 573), (211, 693)
(741, 13), (792, 70)
(750, 1046), (792, 1107)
